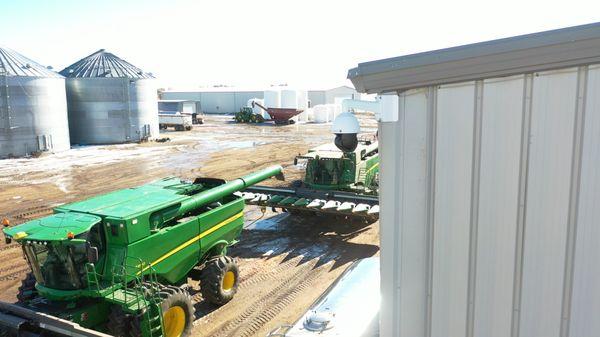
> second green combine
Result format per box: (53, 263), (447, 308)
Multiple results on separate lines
(238, 111), (380, 223)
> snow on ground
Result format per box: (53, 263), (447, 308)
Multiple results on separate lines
(0, 144), (177, 177)
(245, 213), (290, 231)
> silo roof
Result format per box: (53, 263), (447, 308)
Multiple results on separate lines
(59, 49), (155, 79)
(0, 47), (63, 78)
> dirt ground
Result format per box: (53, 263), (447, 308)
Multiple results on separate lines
(0, 114), (379, 336)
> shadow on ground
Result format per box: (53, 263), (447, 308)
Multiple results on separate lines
(191, 211), (379, 319)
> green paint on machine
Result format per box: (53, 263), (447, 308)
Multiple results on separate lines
(1, 166), (283, 337)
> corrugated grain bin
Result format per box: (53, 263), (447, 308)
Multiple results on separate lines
(0, 47), (70, 158)
(60, 49), (159, 145)
(349, 22), (600, 337)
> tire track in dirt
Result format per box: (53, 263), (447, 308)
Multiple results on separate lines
(230, 264), (327, 337)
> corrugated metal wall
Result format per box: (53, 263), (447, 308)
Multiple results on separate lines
(160, 91), (263, 113)
(379, 64), (600, 337)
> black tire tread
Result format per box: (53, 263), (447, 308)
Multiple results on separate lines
(129, 284), (194, 337)
(199, 256), (239, 306)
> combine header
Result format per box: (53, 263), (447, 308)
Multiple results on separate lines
(0, 166), (283, 337)
(238, 111), (380, 223)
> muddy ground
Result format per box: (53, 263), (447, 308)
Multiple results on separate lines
(0, 114), (379, 336)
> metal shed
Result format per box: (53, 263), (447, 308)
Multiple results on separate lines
(307, 85), (361, 106)
(60, 49), (159, 145)
(160, 88), (263, 114)
(349, 22), (600, 337)
(0, 47), (70, 158)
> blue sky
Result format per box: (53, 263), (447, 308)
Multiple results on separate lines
(2, 0), (599, 89)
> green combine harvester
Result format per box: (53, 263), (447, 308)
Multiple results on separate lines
(0, 166), (283, 337)
(238, 112), (380, 223)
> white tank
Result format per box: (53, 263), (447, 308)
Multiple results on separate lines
(313, 105), (329, 123)
(281, 89), (298, 109)
(297, 90), (308, 110)
(247, 98), (264, 115)
(333, 104), (342, 119)
(297, 109), (309, 122)
(264, 89), (280, 109)
(326, 104), (336, 122)
(306, 108), (315, 122)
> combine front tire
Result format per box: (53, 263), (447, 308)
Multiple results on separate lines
(158, 288), (194, 337)
(17, 272), (37, 303)
(200, 256), (239, 305)
(130, 286), (195, 337)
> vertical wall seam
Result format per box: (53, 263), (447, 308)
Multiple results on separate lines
(394, 94), (404, 336)
(466, 80), (484, 337)
(511, 74), (534, 337)
(559, 65), (588, 337)
(425, 86), (438, 337)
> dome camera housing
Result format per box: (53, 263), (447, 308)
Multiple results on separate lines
(331, 112), (360, 152)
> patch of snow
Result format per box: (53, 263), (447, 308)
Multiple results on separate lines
(245, 213), (289, 231)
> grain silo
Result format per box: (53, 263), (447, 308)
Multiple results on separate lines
(0, 47), (70, 158)
(60, 49), (159, 145)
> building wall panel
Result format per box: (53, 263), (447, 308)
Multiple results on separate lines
(378, 64), (600, 337)
(431, 82), (475, 337)
(473, 75), (525, 337)
(519, 68), (578, 337)
(569, 64), (600, 337)
(398, 89), (430, 336)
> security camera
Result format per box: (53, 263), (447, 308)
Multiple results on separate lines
(331, 112), (360, 152)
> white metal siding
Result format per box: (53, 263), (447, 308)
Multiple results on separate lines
(473, 75), (525, 337)
(431, 82), (475, 337)
(160, 91), (263, 113)
(569, 64), (600, 337)
(380, 64), (599, 337)
(398, 89), (430, 336)
(520, 69), (578, 337)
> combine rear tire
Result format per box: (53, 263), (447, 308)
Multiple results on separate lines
(16, 272), (37, 303)
(200, 256), (239, 305)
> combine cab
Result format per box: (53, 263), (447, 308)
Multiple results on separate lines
(0, 166), (283, 337)
(239, 138), (379, 223)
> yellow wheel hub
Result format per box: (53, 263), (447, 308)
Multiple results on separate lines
(222, 271), (235, 291)
(163, 306), (186, 337)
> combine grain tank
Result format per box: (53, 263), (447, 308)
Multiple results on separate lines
(0, 47), (70, 158)
(60, 49), (159, 145)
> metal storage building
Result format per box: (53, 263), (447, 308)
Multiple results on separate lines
(159, 86), (360, 113)
(0, 47), (70, 158)
(60, 49), (159, 145)
(307, 85), (361, 106)
(160, 88), (263, 114)
(349, 22), (600, 337)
